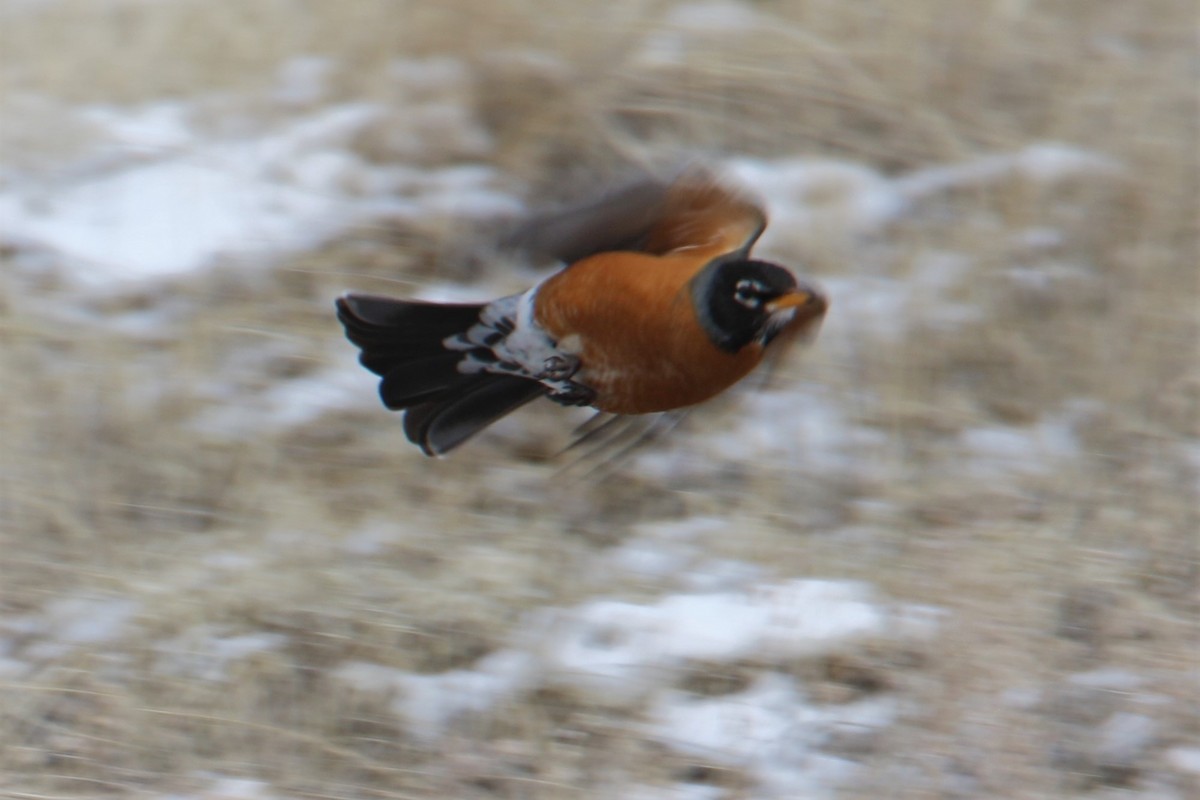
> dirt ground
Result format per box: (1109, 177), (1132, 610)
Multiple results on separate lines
(1, 1), (1197, 798)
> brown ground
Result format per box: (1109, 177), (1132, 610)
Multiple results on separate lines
(1, 1), (1197, 798)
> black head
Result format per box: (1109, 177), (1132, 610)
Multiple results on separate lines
(690, 259), (826, 353)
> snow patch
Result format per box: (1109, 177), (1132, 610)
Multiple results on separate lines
(394, 649), (538, 740)
(332, 579), (937, 733)
(333, 649), (538, 741)
(340, 519), (408, 556)
(637, 2), (767, 67)
(1166, 746), (1200, 775)
(388, 56), (472, 93)
(191, 776), (275, 799)
(894, 143), (1124, 200)
(189, 357), (383, 438)
(960, 416), (1080, 478)
(647, 672), (893, 797)
(2, 157), (346, 282)
(602, 517), (766, 592)
(157, 627), (289, 682)
(1, 100), (516, 288)
(1180, 440), (1200, 496)
(1067, 668), (1147, 691)
(325, 578), (938, 794)
(535, 580), (912, 703)
(665, 0), (765, 31)
(82, 101), (195, 155)
(43, 595), (140, 644)
(622, 783), (725, 800)
(637, 387), (887, 484)
(727, 157), (905, 252)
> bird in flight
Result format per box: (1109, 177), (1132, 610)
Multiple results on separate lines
(336, 171), (828, 456)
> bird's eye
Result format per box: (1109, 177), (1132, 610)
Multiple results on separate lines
(734, 279), (766, 307)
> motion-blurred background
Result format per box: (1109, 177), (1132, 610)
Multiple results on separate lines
(1, 1), (1197, 798)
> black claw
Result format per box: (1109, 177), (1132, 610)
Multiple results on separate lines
(548, 381), (597, 407)
(540, 354), (581, 381)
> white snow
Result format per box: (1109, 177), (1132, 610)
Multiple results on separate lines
(635, 387), (889, 484)
(646, 672), (894, 797)
(393, 649), (538, 740)
(157, 627), (289, 682)
(533, 579), (913, 703)
(813, 253), (984, 344)
(665, 0), (765, 31)
(1, 96), (517, 289)
(727, 157), (906, 252)
(607, 536), (694, 581)
(623, 784), (725, 800)
(1165, 746), (1200, 775)
(187, 354), (385, 438)
(390, 164), (521, 219)
(6, 595), (141, 663)
(0, 656), (31, 679)
(339, 519), (404, 556)
(1180, 440), (1200, 495)
(326, 577), (938, 793)
(1095, 711), (1158, 769)
(960, 416), (1080, 478)
(639, 377), (1085, 490)
(388, 56), (472, 94)
(333, 649), (538, 741)
(190, 776), (275, 800)
(636, 2), (767, 68)
(893, 143), (1124, 200)
(82, 101), (196, 155)
(0, 104), (381, 284)
(247, 362), (380, 429)
(1, 157), (345, 282)
(202, 551), (260, 571)
(1068, 668), (1147, 691)
(42, 595), (140, 644)
(602, 517), (764, 590)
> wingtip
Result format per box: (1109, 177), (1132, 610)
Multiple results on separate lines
(334, 294), (358, 323)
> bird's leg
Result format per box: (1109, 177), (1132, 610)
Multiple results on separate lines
(537, 354), (595, 406)
(539, 354), (580, 381)
(546, 382), (597, 407)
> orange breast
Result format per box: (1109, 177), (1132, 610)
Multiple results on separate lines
(533, 251), (765, 415)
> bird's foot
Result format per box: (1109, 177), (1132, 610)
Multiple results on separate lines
(539, 354), (580, 381)
(538, 355), (593, 406)
(547, 380), (597, 407)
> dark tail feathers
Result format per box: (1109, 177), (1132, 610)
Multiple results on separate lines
(335, 294), (544, 455)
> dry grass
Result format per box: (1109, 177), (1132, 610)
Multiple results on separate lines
(2, 0), (1197, 797)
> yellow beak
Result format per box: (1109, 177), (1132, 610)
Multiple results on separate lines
(765, 288), (827, 315)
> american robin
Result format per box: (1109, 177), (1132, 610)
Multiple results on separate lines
(336, 172), (828, 455)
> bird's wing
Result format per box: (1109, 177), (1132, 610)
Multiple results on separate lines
(502, 170), (766, 267)
(501, 178), (671, 265)
(640, 174), (767, 263)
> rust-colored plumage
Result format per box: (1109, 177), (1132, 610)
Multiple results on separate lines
(535, 251), (766, 414)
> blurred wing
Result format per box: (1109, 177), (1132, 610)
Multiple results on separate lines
(641, 172), (766, 262)
(501, 178), (671, 265)
(503, 169), (766, 267)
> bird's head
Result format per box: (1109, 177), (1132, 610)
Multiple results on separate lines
(691, 259), (828, 353)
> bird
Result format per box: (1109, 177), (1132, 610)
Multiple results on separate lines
(335, 171), (828, 456)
